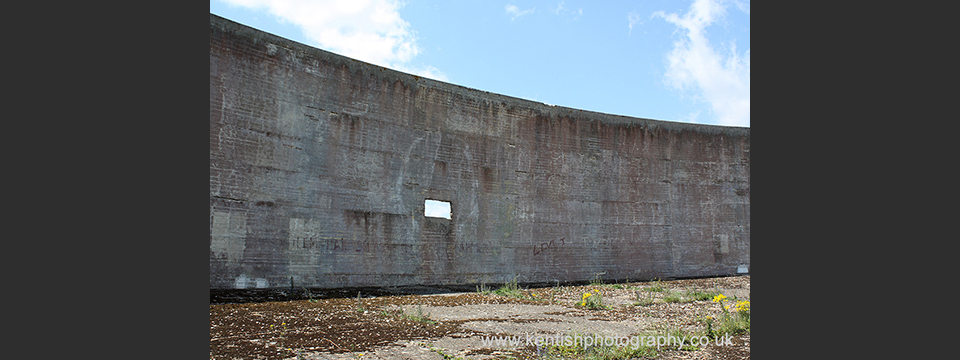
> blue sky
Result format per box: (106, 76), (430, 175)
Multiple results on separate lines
(211, 0), (749, 127)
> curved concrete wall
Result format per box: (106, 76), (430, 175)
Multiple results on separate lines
(209, 14), (749, 290)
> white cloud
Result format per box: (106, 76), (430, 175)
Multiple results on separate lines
(554, 2), (582, 19)
(628, 11), (642, 36)
(505, 4), (535, 20)
(654, 0), (750, 127)
(217, 0), (447, 81)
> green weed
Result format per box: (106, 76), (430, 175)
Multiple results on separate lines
(578, 289), (611, 310)
(646, 278), (667, 292)
(700, 294), (750, 339)
(400, 304), (436, 324)
(683, 289), (719, 302)
(490, 276), (537, 301)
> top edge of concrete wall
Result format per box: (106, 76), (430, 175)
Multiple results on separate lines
(211, 13), (748, 138)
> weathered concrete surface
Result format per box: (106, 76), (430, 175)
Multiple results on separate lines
(209, 14), (749, 290)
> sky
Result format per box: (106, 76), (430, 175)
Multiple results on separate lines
(210, 0), (749, 127)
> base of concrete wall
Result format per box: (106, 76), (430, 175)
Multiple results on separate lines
(210, 274), (750, 304)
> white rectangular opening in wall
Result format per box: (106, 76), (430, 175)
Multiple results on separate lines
(424, 199), (451, 219)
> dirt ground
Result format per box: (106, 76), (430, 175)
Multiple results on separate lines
(210, 276), (750, 359)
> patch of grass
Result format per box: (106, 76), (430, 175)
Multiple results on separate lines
(662, 327), (701, 351)
(701, 294), (750, 339)
(662, 291), (684, 303)
(716, 309), (750, 335)
(661, 288), (720, 303)
(399, 304), (436, 324)
(476, 281), (491, 294)
(701, 311), (750, 339)
(492, 276), (530, 300)
(683, 289), (719, 302)
(482, 276), (549, 302)
(645, 278), (667, 292)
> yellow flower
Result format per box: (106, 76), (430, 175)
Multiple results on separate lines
(594, 289), (600, 293)
(583, 293), (592, 299)
(712, 294), (727, 303)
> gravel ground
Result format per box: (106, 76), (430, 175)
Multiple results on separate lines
(210, 275), (750, 359)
